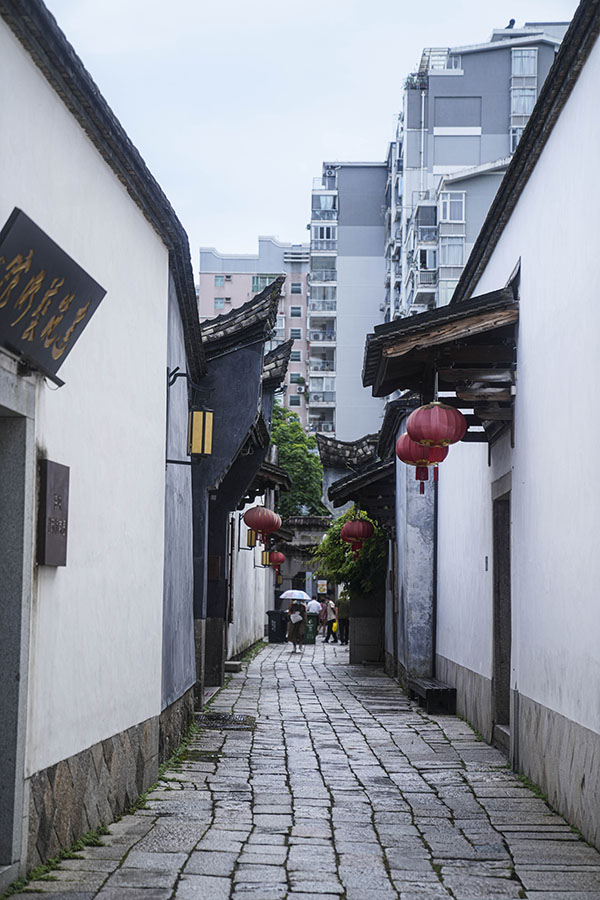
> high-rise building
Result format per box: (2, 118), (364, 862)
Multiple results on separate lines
(308, 162), (387, 440)
(385, 20), (569, 320)
(198, 237), (310, 426)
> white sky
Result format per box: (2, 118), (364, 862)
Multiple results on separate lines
(44, 0), (578, 269)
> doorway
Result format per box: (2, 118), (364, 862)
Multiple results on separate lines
(492, 491), (511, 753)
(0, 408), (32, 881)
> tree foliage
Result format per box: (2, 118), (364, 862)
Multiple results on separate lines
(271, 403), (327, 518)
(311, 506), (388, 596)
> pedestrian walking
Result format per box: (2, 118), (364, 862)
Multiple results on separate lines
(323, 597), (338, 643)
(307, 597), (321, 614)
(318, 598), (328, 636)
(287, 598), (307, 652)
(337, 591), (350, 645)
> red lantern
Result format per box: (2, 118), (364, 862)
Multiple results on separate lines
(395, 433), (448, 494)
(243, 506), (280, 544)
(341, 519), (374, 559)
(269, 551), (285, 576)
(406, 401), (466, 447)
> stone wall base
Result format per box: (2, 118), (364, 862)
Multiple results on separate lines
(159, 686), (195, 764)
(27, 716), (159, 870)
(194, 617), (206, 709)
(384, 650), (396, 680)
(26, 686), (196, 872)
(517, 693), (600, 850)
(436, 654), (492, 742)
(349, 617), (383, 665)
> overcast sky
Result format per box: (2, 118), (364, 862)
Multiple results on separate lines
(44, 0), (578, 269)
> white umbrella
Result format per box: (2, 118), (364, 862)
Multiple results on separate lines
(280, 589), (311, 601)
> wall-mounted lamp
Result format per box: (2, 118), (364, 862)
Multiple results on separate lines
(166, 367), (214, 466)
(247, 528), (257, 549)
(261, 550), (270, 566)
(187, 408), (214, 457)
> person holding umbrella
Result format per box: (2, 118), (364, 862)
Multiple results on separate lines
(280, 590), (309, 653)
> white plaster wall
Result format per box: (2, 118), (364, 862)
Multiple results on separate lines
(0, 25), (169, 773)
(436, 443), (493, 678)
(227, 505), (270, 657)
(440, 35), (600, 734)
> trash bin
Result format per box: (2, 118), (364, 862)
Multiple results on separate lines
(267, 609), (288, 643)
(304, 612), (319, 645)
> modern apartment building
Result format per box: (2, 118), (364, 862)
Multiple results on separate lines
(384, 20), (569, 320)
(198, 237), (310, 426)
(308, 162), (387, 440)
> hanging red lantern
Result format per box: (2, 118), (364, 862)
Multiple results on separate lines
(269, 551), (285, 576)
(341, 519), (375, 559)
(406, 401), (467, 447)
(395, 433), (448, 494)
(243, 506), (280, 544)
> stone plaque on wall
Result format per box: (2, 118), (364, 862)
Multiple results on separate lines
(37, 459), (69, 566)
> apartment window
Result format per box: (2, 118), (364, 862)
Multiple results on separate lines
(276, 314), (285, 330)
(439, 192), (465, 222)
(214, 297), (225, 309)
(290, 328), (302, 339)
(310, 377), (335, 392)
(438, 280), (459, 306)
(310, 286), (336, 301)
(214, 275), (225, 287)
(510, 127), (525, 152)
(252, 273), (279, 293)
(290, 350), (302, 362)
(290, 373), (302, 384)
(312, 225), (337, 240)
(512, 48), (538, 76)
(289, 396), (301, 407)
(290, 306), (302, 317)
(511, 88), (536, 117)
(312, 194), (336, 211)
(290, 283), (302, 294)
(439, 237), (464, 266)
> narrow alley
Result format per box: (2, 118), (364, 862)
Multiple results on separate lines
(16, 644), (600, 900)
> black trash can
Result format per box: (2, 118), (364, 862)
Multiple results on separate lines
(267, 609), (288, 643)
(305, 612), (319, 645)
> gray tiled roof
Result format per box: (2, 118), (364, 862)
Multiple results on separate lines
(201, 277), (283, 358)
(316, 432), (380, 469)
(262, 340), (293, 388)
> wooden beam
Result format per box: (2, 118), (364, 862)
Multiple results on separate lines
(457, 387), (513, 402)
(383, 306), (519, 360)
(474, 405), (513, 421)
(437, 368), (514, 383)
(461, 431), (489, 443)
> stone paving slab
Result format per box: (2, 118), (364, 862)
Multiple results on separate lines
(9, 642), (600, 899)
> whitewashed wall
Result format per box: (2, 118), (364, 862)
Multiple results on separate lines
(227, 503), (271, 657)
(437, 35), (600, 737)
(0, 25), (169, 775)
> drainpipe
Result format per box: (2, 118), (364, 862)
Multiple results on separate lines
(432, 480), (438, 679)
(420, 90), (426, 194)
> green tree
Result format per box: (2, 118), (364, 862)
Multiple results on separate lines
(271, 403), (327, 517)
(311, 506), (388, 596)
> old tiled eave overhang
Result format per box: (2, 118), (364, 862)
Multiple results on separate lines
(377, 396), (420, 459)
(451, 0), (600, 305)
(0, 0), (206, 382)
(240, 460), (292, 509)
(316, 432), (379, 471)
(328, 459), (396, 531)
(362, 287), (519, 444)
(262, 339), (293, 390)
(201, 278), (282, 359)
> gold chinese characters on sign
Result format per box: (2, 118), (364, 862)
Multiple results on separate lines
(0, 209), (106, 381)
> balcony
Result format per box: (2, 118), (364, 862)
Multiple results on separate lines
(310, 270), (337, 282)
(311, 209), (338, 221)
(393, 263), (402, 284)
(308, 392), (336, 406)
(417, 225), (438, 244)
(309, 330), (336, 343)
(308, 421), (335, 433)
(310, 239), (338, 252)
(415, 269), (438, 288)
(309, 300), (337, 312)
(309, 359), (335, 372)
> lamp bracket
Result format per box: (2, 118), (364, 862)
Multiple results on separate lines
(167, 367), (214, 396)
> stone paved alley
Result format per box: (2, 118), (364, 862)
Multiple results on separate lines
(15, 643), (600, 900)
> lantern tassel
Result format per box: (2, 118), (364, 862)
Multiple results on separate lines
(419, 481), (425, 495)
(433, 467), (439, 483)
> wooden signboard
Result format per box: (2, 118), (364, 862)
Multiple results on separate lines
(0, 208), (106, 384)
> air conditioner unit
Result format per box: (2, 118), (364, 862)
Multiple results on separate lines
(224, 274), (232, 281)
(297, 386), (305, 393)
(325, 168), (335, 176)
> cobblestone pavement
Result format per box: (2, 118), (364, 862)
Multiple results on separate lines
(16, 642), (600, 899)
